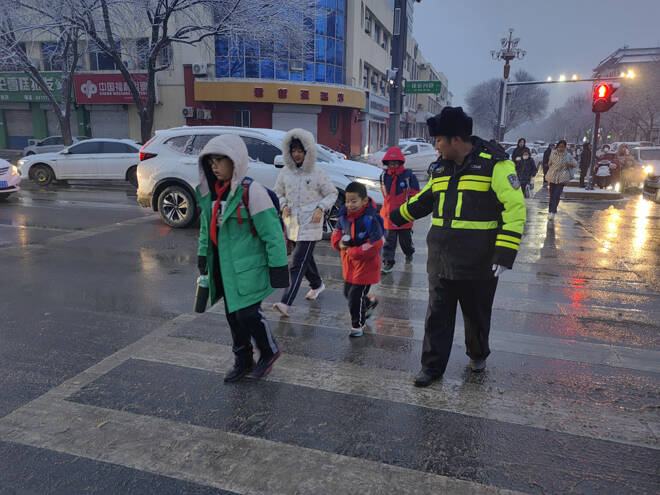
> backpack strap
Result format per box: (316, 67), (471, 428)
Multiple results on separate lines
(240, 177), (258, 237)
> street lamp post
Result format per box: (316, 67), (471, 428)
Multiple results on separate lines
(491, 29), (526, 142)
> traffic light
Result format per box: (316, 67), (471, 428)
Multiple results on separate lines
(592, 82), (620, 113)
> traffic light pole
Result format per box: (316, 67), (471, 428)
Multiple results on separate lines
(388, 0), (407, 147)
(587, 112), (601, 190)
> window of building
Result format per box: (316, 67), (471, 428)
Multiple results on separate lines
(260, 59), (274, 79)
(230, 57), (244, 77)
(315, 63), (326, 82)
(381, 33), (389, 51)
(363, 64), (369, 88)
(275, 60), (289, 80)
(41, 42), (63, 71)
(156, 43), (171, 68)
(246, 57), (259, 78)
(364, 10), (372, 34)
(325, 64), (335, 83)
(335, 67), (343, 84)
(233, 110), (251, 128)
(89, 41), (120, 71)
(216, 57), (229, 77)
(216, 36), (229, 56)
(326, 38), (336, 65)
(136, 38), (149, 70)
(374, 23), (381, 44)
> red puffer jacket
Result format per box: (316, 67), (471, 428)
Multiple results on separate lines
(331, 199), (384, 285)
(380, 164), (420, 229)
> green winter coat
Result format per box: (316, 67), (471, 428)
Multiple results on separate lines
(197, 134), (288, 313)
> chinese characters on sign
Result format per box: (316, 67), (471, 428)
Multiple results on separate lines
(73, 73), (149, 104)
(404, 80), (443, 94)
(0, 72), (63, 102)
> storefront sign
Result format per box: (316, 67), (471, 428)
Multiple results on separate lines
(0, 72), (62, 103)
(74, 73), (148, 104)
(368, 93), (389, 121)
(405, 80), (443, 94)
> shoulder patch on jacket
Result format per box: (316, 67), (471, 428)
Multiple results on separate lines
(507, 174), (521, 190)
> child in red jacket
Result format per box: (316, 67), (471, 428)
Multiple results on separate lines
(379, 147), (420, 273)
(331, 182), (384, 337)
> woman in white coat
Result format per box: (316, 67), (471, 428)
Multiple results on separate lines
(273, 128), (338, 316)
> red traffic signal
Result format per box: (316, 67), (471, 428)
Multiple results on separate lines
(592, 82), (620, 113)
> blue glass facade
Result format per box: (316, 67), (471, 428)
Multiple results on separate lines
(214, 0), (345, 84)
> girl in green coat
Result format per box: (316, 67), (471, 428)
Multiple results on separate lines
(196, 134), (289, 382)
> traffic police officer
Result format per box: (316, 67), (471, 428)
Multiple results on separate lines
(390, 107), (526, 387)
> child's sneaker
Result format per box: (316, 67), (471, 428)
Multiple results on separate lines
(381, 261), (394, 274)
(365, 296), (378, 320)
(305, 283), (325, 300)
(349, 326), (364, 338)
(272, 302), (290, 317)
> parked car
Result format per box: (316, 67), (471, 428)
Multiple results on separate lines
(638, 147), (660, 203)
(367, 140), (437, 173)
(23, 135), (89, 156)
(318, 144), (347, 160)
(0, 158), (21, 200)
(17, 138), (141, 186)
(610, 141), (654, 153)
(136, 126), (384, 229)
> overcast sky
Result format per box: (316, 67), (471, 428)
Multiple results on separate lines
(412, 0), (660, 115)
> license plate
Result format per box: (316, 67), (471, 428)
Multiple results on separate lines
(0, 181), (7, 188)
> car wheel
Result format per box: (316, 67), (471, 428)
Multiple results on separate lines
(158, 185), (195, 228)
(127, 166), (138, 187)
(31, 164), (54, 186)
(323, 188), (344, 239)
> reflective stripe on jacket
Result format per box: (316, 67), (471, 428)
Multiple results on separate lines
(391, 136), (527, 279)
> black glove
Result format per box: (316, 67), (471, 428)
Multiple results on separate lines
(269, 265), (290, 288)
(197, 255), (207, 275)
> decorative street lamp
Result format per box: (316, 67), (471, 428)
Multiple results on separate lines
(491, 29), (526, 141)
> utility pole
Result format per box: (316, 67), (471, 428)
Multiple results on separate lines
(388, 0), (408, 147)
(490, 29), (526, 142)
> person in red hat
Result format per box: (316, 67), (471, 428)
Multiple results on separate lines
(379, 146), (420, 273)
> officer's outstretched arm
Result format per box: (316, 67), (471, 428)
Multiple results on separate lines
(491, 160), (527, 269)
(389, 179), (434, 226)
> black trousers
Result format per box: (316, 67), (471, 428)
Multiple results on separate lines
(422, 277), (498, 375)
(225, 301), (278, 361)
(344, 282), (371, 329)
(548, 183), (565, 213)
(382, 228), (414, 263)
(579, 165), (589, 188)
(281, 240), (322, 305)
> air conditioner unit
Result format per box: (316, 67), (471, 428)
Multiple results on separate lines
(182, 107), (194, 118)
(290, 60), (303, 71)
(196, 108), (212, 120)
(192, 63), (208, 76)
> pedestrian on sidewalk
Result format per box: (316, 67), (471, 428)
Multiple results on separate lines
(579, 143), (592, 188)
(272, 128), (338, 317)
(546, 140), (576, 220)
(542, 143), (554, 187)
(331, 182), (384, 338)
(515, 149), (537, 198)
(196, 134), (289, 382)
(379, 146), (420, 274)
(390, 107), (526, 387)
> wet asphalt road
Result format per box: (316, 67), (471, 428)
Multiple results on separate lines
(0, 178), (658, 494)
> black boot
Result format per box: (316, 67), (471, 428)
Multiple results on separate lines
(224, 354), (256, 383)
(413, 369), (442, 387)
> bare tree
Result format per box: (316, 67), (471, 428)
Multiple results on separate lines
(68, 0), (317, 143)
(541, 92), (594, 144)
(0, 0), (83, 145)
(466, 70), (549, 139)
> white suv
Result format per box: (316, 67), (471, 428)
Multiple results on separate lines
(137, 126), (385, 229)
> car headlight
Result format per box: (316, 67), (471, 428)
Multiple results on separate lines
(17, 158), (26, 167)
(645, 165), (654, 175)
(11, 165), (19, 176)
(346, 175), (380, 190)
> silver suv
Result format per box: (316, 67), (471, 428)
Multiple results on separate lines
(137, 126), (384, 228)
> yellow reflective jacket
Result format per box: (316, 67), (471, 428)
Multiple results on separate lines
(391, 137), (526, 279)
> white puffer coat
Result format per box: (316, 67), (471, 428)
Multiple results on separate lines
(274, 129), (338, 242)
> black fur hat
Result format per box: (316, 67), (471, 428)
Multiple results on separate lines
(427, 106), (473, 138)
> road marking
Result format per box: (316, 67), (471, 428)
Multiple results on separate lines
(0, 399), (527, 495)
(132, 336), (659, 450)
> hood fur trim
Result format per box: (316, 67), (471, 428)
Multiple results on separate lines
(282, 128), (317, 173)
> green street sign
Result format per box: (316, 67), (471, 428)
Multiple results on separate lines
(0, 72), (63, 103)
(405, 80), (443, 94)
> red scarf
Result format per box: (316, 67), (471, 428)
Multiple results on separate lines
(386, 164), (405, 198)
(210, 181), (231, 246)
(347, 201), (368, 221)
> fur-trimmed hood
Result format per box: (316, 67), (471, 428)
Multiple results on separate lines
(282, 128), (318, 173)
(197, 134), (249, 197)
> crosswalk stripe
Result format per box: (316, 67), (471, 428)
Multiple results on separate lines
(132, 336), (659, 450)
(208, 304), (660, 373)
(0, 398), (528, 495)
